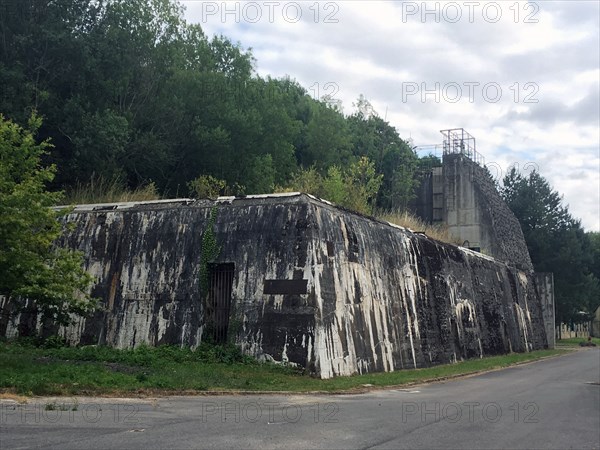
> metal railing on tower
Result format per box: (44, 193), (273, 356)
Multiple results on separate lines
(440, 128), (484, 166)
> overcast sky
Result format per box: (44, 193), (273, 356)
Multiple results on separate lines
(182, 0), (599, 231)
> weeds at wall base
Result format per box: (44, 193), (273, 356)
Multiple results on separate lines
(0, 339), (569, 397)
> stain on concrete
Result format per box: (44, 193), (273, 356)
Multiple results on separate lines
(1, 193), (548, 378)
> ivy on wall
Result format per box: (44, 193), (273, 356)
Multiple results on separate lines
(199, 206), (221, 295)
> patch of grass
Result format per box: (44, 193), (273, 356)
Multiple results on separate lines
(45, 400), (78, 411)
(0, 340), (568, 397)
(62, 174), (160, 205)
(557, 337), (600, 346)
(376, 209), (462, 245)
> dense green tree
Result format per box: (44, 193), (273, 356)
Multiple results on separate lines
(347, 97), (418, 210)
(588, 232), (600, 282)
(302, 102), (353, 169)
(416, 153), (442, 171)
(0, 114), (95, 326)
(587, 231), (600, 316)
(501, 168), (600, 325)
(1, 0), (423, 209)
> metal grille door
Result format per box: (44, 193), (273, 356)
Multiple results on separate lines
(208, 263), (235, 344)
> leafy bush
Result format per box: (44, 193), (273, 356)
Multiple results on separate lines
(285, 157), (383, 214)
(0, 115), (97, 326)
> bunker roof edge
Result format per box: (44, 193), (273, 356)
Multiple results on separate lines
(55, 192), (507, 268)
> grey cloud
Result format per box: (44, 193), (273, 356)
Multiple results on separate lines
(538, 1), (600, 28)
(501, 85), (599, 126)
(570, 85), (600, 124)
(498, 36), (599, 81)
(567, 170), (588, 180)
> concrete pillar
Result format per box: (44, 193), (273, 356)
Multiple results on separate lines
(535, 272), (555, 348)
(442, 154), (484, 251)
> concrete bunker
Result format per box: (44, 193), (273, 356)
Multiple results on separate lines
(1, 193), (549, 378)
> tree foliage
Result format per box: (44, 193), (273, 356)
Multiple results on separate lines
(0, 0), (423, 211)
(286, 157), (383, 215)
(0, 114), (96, 325)
(501, 168), (600, 324)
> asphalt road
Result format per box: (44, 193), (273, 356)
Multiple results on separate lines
(1, 349), (599, 449)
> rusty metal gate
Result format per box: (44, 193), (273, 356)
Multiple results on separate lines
(208, 263), (235, 344)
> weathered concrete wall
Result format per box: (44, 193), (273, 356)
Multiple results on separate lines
(1, 194), (548, 378)
(535, 273), (555, 348)
(590, 306), (600, 338)
(443, 154), (533, 271)
(411, 167), (444, 224)
(309, 199), (546, 377)
(1, 195), (318, 369)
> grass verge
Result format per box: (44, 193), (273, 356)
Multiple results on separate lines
(0, 341), (569, 397)
(556, 337), (600, 346)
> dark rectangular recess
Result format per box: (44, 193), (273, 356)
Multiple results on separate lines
(263, 279), (308, 295)
(208, 263), (235, 344)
